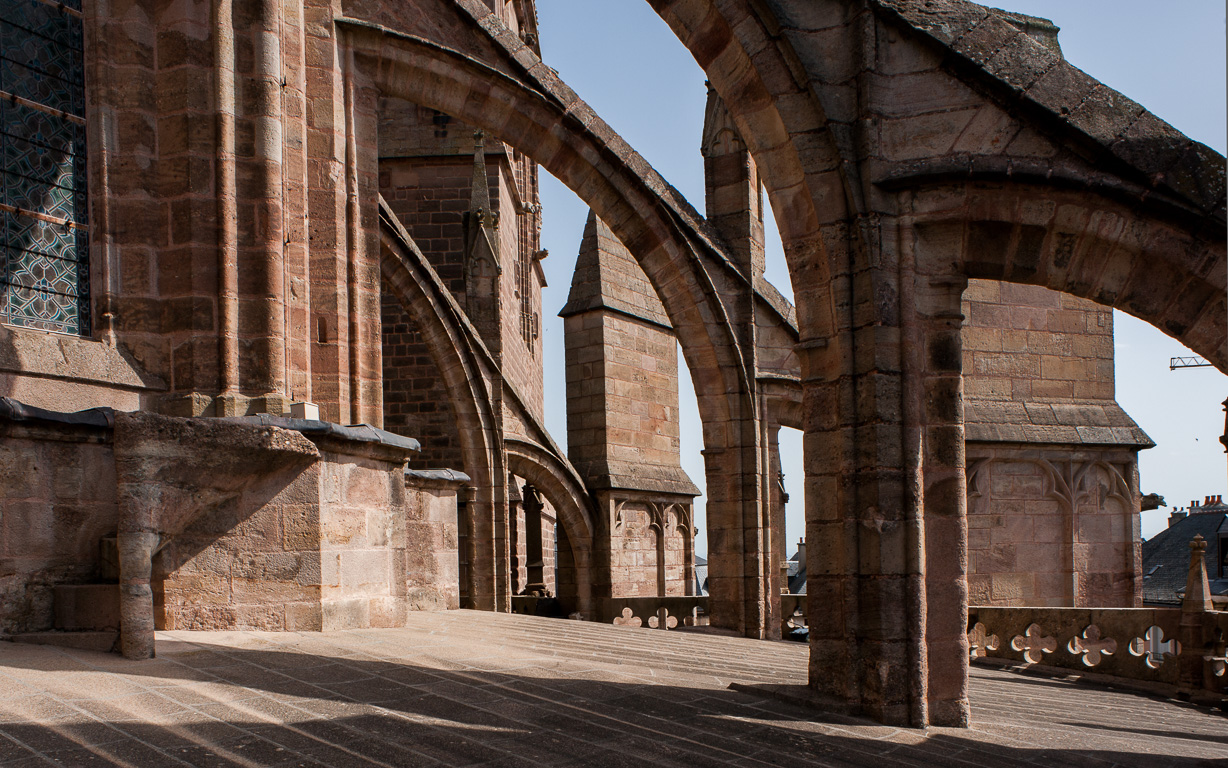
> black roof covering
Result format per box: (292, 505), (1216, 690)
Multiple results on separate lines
(1141, 508), (1228, 606)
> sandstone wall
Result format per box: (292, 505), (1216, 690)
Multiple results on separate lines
(966, 447), (1141, 608)
(404, 478), (462, 610)
(610, 503), (660, 598)
(0, 425), (116, 634)
(378, 98), (544, 432)
(156, 440), (461, 631)
(963, 281), (1114, 403)
(79, 0), (385, 423)
(606, 499), (691, 599)
(960, 280), (1143, 609)
(380, 291), (465, 470)
(318, 449), (412, 630)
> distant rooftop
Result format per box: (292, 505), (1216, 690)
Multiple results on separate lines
(1142, 494), (1228, 606)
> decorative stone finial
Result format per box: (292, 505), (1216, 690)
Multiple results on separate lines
(1182, 534), (1213, 613)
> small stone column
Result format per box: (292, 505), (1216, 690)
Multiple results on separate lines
(766, 424), (785, 640)
(523, 483), (547, 594)
(1177, 534), (1214, 696)
(117, 529), (159, 659)
(508, 478), (524, 594)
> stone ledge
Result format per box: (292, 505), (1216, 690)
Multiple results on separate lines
(966, 397), (1153, 447)
(405, 467), (471, 488)
(578, 460), (702, 497)
(0, 326), (165, 391)
(223, 414), (421, 457)
(0, 396), (114, 431)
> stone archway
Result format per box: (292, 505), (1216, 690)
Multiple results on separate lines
(505, 438), (597, 616)
(340, 15), (781, 637)
(378, 203), (509, 611)
(647, 0), (1225, 728)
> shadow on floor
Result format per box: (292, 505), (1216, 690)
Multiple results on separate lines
(0, 640), (1223, 768)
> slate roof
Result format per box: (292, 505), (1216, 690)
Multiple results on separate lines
(694, 555), (708, 596)
(787, 549), (807, 595)
(1141, 502), (1228, 606)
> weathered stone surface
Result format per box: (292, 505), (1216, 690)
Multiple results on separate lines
(3, 612), (1224, 765)
(0, 0), (1223, 735)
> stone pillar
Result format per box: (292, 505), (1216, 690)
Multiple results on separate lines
(523, 483), (546, 593)
(508, 477), (524, 594)
(561, 211), (700, 615)
(699, 90), (772, 639)
(765, 424), (785, 640)
(117, 530), (159, 659)
(703, 417), (771, 638)
(910, 273), (971, 727)
(458, 484), (475, 608)
(700, 85), (765, 279)
(805, 219), (971, 726)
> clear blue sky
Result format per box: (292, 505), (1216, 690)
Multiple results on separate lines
(530, 1), (1228, 555)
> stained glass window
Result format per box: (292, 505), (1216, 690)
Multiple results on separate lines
(0, 0), (88, 335)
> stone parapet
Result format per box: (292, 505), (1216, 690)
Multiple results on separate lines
(0, 400), (118, 635)
(0, 398), (460, 652)
(404, 468), (468, 611)
(968, 603), (1227, 705)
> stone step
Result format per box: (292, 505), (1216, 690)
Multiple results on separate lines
(53, 583), (120, 631)
(10, 631), (118, 653)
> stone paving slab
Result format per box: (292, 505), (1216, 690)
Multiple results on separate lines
(0, 610), (1223, 767)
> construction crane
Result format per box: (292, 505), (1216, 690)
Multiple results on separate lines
(1170, 356), (1211, 370)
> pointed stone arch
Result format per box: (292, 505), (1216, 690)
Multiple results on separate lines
(647, 0), (1225, 728)
(341, 14), (780, 636)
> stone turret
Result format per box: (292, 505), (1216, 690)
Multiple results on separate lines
(561, 211), (699, 601)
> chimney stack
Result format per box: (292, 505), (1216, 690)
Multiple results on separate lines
(1169, 510), (1188, 527)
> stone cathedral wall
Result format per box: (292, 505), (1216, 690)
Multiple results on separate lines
(962, 281), (1146, 608)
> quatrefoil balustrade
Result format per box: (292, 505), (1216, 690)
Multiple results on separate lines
(1010, 623), (1057, 664)
(967, 622), (999, 659)
(647, 609), (678, 629)
(612, 607), (641, 628)
(1128, 625), (1180, 669)
(1067, 624), (1117, 667)
(1209, 629), (1227, 678)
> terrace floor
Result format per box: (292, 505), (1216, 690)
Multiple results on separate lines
(0, 610), (1223, 767)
